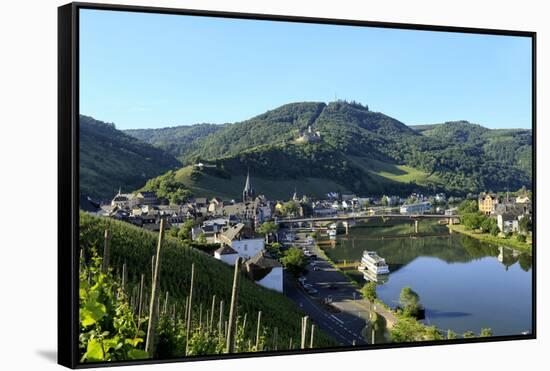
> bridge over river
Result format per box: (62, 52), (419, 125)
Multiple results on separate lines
(275, 213), (460, 234)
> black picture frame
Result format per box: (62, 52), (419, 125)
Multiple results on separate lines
(58, 2), (537, 369)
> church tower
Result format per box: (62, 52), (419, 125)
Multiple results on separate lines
(243, 169), (255, 203)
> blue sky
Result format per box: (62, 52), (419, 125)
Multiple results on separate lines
(80, 9), (532, 130)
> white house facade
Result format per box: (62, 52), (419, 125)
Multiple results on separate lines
(256, 266), (283, 292)
(231, 238), (265, 260)
(214, 245), (240, 265)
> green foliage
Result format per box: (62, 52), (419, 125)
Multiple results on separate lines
(516, 234), (527, 243)
(266, 243), (282, 259)
(390, 316), (430, 342)
(79, 115), (180, 200)
(196, 233), (207, 244)
(462, 331), (476, 339)
(168, 227), (179, 238)
(446, 329), (457, 339)
(479, 328), (493, 337)
(79, 212), (337, 357)
(519, 216), (532, 233)
(257, 221), (279, 241)
(480, 217), (497, 234)
(458, 200), (478, 214)
(462, 212), (486, 230)
(282, 201), (299, 216)
(140, 170), (191, 204)
(154, 316), (183, 358)
(424, 326), (443, 341)
(360, 282), (377, 302)
(177, 219), (196, 241)
(399, 287), (423, 317)
(280, 247), (307, 276)
(79, 249), (148, 363)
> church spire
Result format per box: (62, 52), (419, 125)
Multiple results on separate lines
(244, 169), (251, 193)
(243, 168), (254, 202)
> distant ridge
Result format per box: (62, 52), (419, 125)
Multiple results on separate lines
(79, 115), (181, 200)
(120, 100), (532, 199)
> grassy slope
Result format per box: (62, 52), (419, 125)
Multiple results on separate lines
(349, 156), (441, 186)
(448, 224), (532, 253)
(79, 212), (338, 348)
(172, 166), (353, 200)
(168, 153), (441, 201)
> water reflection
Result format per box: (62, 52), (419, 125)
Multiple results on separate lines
(324, 224), (532, 273)
(320, 221), (532, 336)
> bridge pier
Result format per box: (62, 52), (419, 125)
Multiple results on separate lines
(343, 221), (349, 235)
(414, 220), (419, 234)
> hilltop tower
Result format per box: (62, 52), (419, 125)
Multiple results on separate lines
(243, 169), (255, 203)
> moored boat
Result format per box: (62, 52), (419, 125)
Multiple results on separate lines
(359, 250), (390, 275)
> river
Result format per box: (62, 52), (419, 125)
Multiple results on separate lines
(320, 220), (533, 337)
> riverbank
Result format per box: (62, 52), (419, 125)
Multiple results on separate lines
(315, 224), (532, 337)
(316, 239), (446, 342)
(448, 224), (532, 253)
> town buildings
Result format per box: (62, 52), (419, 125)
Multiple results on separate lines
(400, 201), (432, 215)
(478, 193), (500, 215)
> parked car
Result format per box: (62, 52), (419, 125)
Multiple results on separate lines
(298, 276), (307, 283)
(303, 283), (314, 289)
(313, 266), (320, 271)
(306, 288), (319, 295)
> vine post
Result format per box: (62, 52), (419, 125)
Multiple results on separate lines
(226, 257), (242, 353)
(137, 274), (145, 327)
(301, 316), (309, 349)
(144, 218), (165, 356)
(185, 263), (195, 355)
(210, 295), (216, 332)
(255, 311), (262, 350)
(309, 324), (316, 348)
(102, 229), (110, 273)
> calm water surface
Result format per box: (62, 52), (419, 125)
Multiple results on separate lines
(322, 221), (532, 336)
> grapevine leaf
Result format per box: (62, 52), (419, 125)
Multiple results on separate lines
(125, 338), (143, 347)
(84, 339), (104, 361)
(80, 300), (106, 327)
(127, 349), (149, 360)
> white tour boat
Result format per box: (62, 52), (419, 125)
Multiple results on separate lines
(359, 251), (390, 275)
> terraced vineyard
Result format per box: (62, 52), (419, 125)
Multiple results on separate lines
(78, 212), (338, 362)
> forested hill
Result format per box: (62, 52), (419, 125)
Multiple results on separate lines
(126, 101), (420, 164)
(80, 115), (181, 200)
(124, 123), (225, 160)
(417, 121), (533, 177)
(128, 101), (531, 198)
